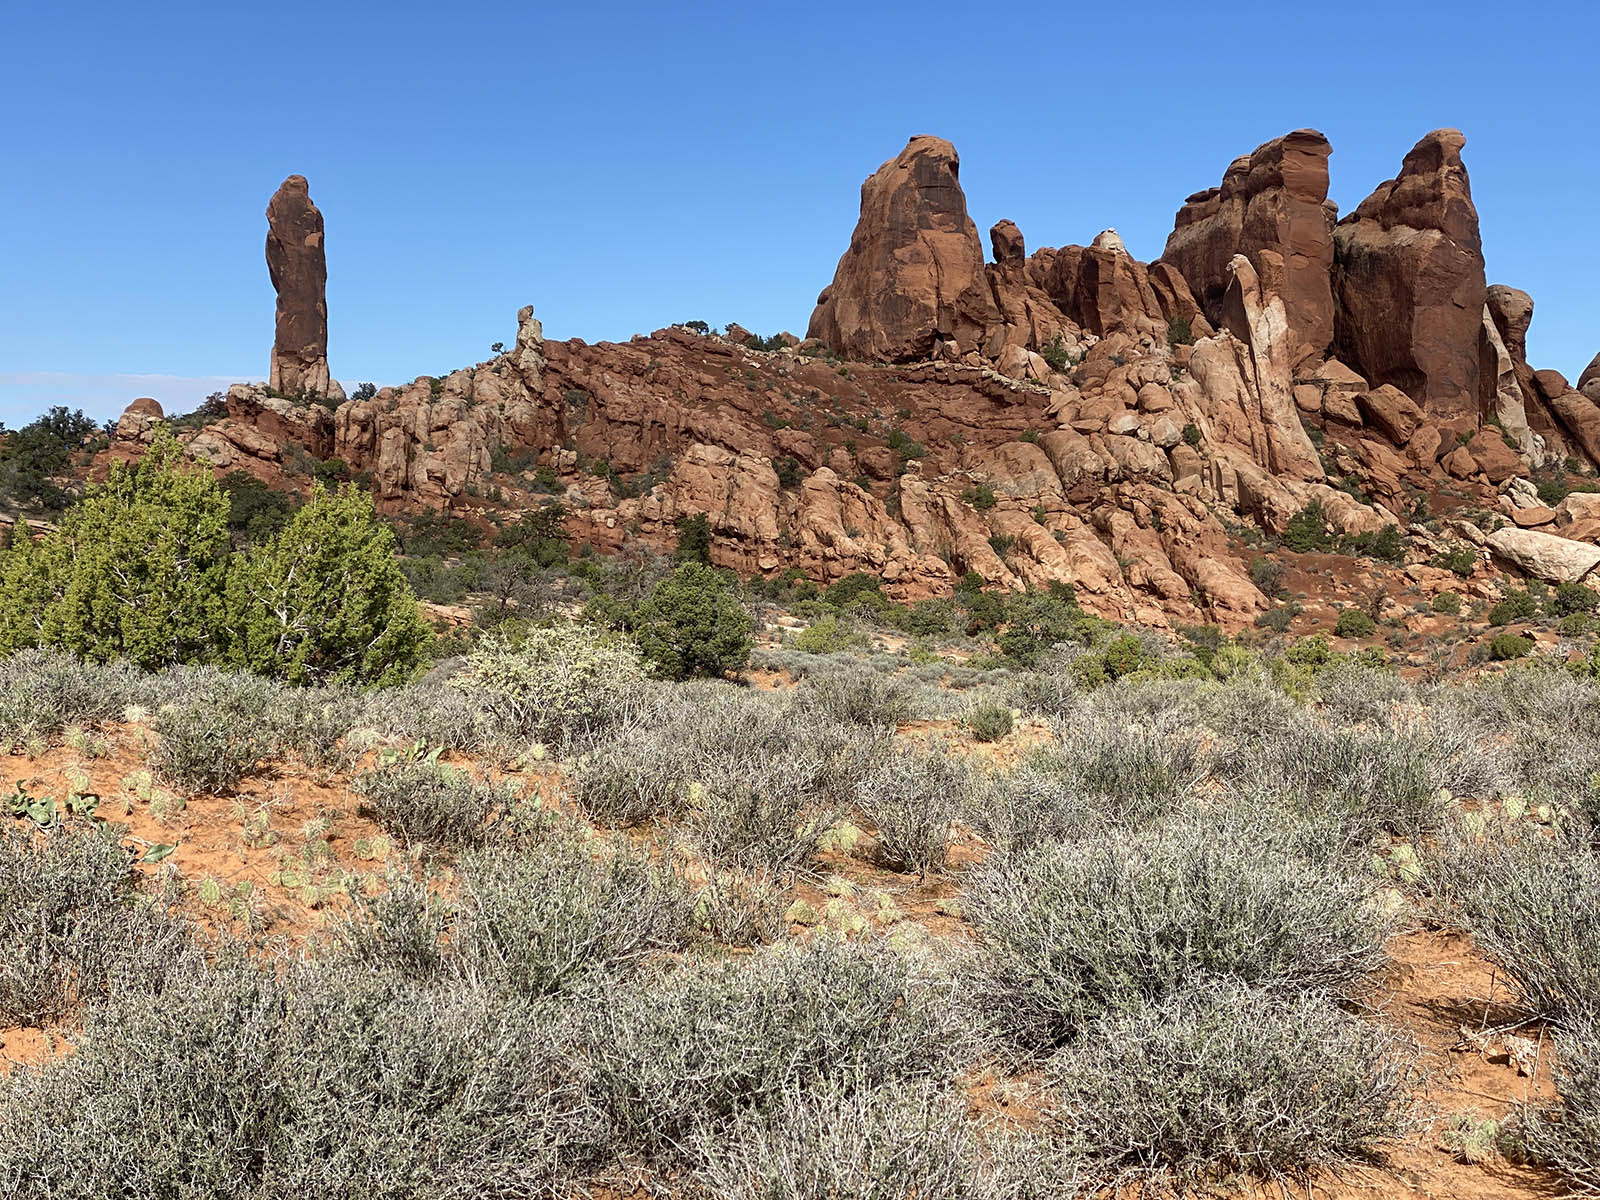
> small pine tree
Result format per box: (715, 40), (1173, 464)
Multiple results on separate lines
(228, 483), (430, 685)
(0, 429), (231, 667)
(635, 562), (753, 680)
(673, 512), (712, 565)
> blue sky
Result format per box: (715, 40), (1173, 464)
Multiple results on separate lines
(2, 0), (1593, 425)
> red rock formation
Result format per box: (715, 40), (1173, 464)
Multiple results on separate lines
(984, 220), (1081, 356)
(1332, 130), (1486, 426)
(1027, 231), (1168, 340)
(807, 136), (1000, 361)
(266, 176), (337, 399)
(1161, 129), (1335, 368)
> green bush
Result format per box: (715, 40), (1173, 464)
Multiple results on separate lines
(1430, 544), (1479, 578)
(961, 484), (997, 510)
(1181, 421), (1202, 447)
(1166, 316), (1195, 347)
(1553, 581), (1600, 616)
(1488, 588), (1538, 626)
(1281, 501), (1331, 553)
(799, 665), (914, 729)
(1334, 609), (1377, 638)
(1432, 592), (1462, 615)
(229, 483), (429, 686)
(636, 563), (753, 680)
(673, 511), (712, 564)
(794, 614), (863, 654)
(964, 702), (1012, 742)
(0, 429), (231, 668)
(1489, 632), (1534, 661)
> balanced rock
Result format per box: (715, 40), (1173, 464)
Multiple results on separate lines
(1161, 129), (1335, 368)
(807, 136), (1000, 361)
(1332, 130), (1485, 425)
(266, 175), (335, 399)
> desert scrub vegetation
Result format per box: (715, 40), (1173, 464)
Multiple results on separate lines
(351, 755), (528, 849)
(967, 811), (1393, 1054)
(0, 823), (189, 1025)
(586, 936), (976, 1158)
(1046, 978), (1413, 1189)
(854, 743), (971, 874)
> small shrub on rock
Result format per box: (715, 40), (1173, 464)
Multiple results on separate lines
(1489, 632), (1534, 661)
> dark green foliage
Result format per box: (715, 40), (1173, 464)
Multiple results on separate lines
(673, 511), (712, 565)
(995, 587), (1094, 666)
(0, 431), (232, 669)
(229, 484), (430, 687)
(1166, 316), (1194, 347)
(823, 571), (886, 610)
(399, 509), (482, 557)
(493, 504), (569, 567)
(961, 483), (997, 510)
(1339, 524), (1406, 564)
(1335, 609), (1377, 638)
(0, 406), (98, 511)
(636, 562), (753, 679)
(1040, 334), (1073, 373)
(220, 471), (297, 544)
(1181, 422), (1202, 447)
(773, 455), (802, 489)
(1488, 589), (1537, 626)
(1553, 581), (1600, 616)
(1281, 501), (1331, 553)
(1432, 592), (1462, 615)
(1430, 545), (1480, 578)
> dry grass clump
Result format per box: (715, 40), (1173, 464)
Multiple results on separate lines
(351, 756), (528, 850)
(0, 823), (189, 1025)
(966, 812), (1392, 1054)
(1046, 978), (1413, 1189)
(854, 744), (971, 875)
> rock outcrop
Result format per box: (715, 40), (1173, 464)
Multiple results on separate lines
(1332, 130), (1486, 427)
(1027, 231), (1170, 340)
(1182, 253), (1323, 480)
(266, 175), (338, 400)
(1161, 129), (1335, 369)
(807, 136), (1000, 361)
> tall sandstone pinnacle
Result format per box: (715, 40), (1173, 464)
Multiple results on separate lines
(807, 136), (1000, 361)
(1161, 129), (1335, 370)
(266, 175), (335, 398)
(1331, 130), (1485, 427)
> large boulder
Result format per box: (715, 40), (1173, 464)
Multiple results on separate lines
(1332, 130), (1485, 427)
(807, 136), (1000, 361)
(1160, 129), (1335, 369)
(265, 175), (336, 399)
(1486, 526), (1600, 584)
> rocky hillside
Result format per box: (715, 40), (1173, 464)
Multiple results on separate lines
(107, 131), (1600, 627)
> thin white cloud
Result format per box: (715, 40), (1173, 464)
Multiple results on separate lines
(0, 372), (255, 426)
